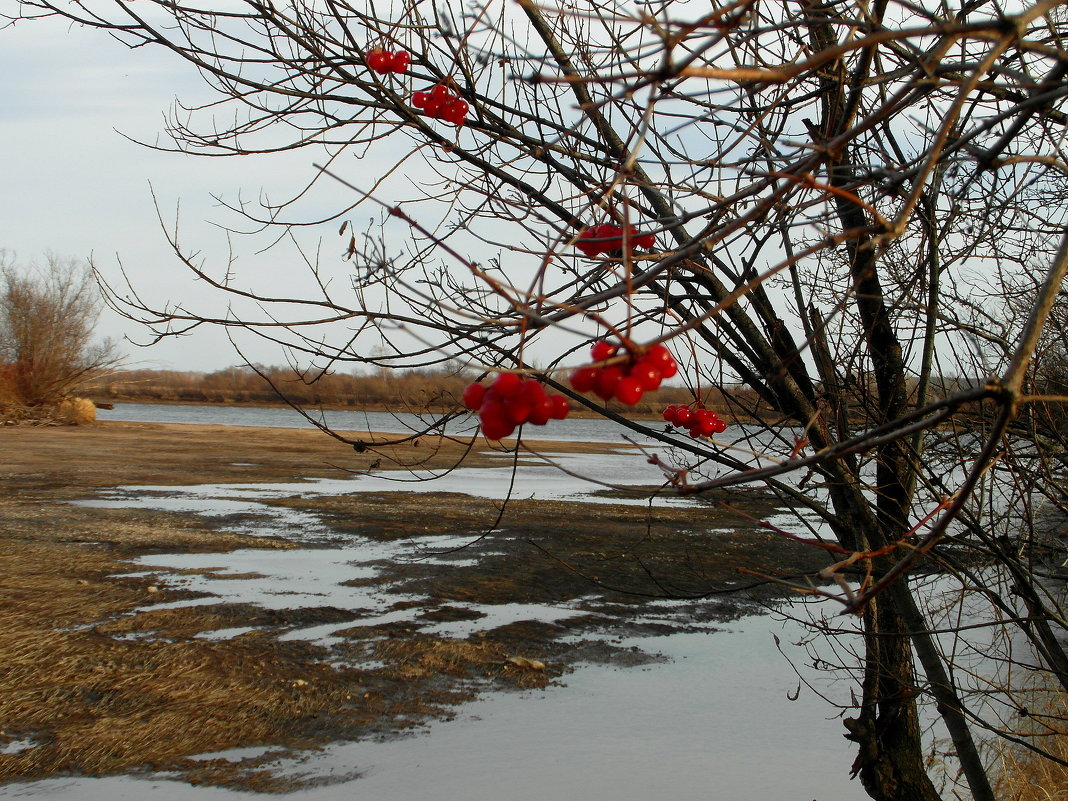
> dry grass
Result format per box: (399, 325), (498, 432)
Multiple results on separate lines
(0, 477), (561, 788)
(0, 395), (97, 426)
(374, 636), (554, 690)
(0, 509), (369, 784)
(991, 681), (1068, 801)
(53, 396), (97, 425)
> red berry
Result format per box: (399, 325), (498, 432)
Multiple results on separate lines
(504, 397), (531, 425)
(601, 224), (623, 251)
(663, 405), (678, 423)
(367, 48), (391, 73)
(575, 238), (599, 258)
(528, 397), (553, 426)
(412, 91), (430, 108)
(441, 100), (467, 126)
(712, 418), (727, 434)
(644, 344), (678, 378)
(462, 383), (486, 410)
(493, 372), (522, 398)
(431, 83), (452, 100)
(520, 378), (547, 405)
(569, 366), (599, 393)
(549, 394), (570, 419)
(479, 400), (513, 439)
(481, 416), (515, 441)
(634, 233), (655, 250)
(590, 340), (617, 362)
(390, 50), (410, 73)
(575, 229), (603, 257)
(423, 97), (443, 117)
(593, 366), (623, 401)
(629, 361), (662, 391)
(674, 407), (692, 426)
(614, 376), (644, 405)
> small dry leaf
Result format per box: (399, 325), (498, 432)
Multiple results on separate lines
(146, 585), (159, 594)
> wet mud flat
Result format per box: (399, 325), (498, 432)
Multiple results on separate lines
(0, 422), (829, 792)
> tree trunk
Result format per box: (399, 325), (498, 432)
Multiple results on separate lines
(845, 595), (943, 801)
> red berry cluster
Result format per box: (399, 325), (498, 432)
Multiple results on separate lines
(412, 84), (469, 126)
(366, 47), (410, 74)
(570, 341), (677, 405)
(663, 404), (727, 437)
(575, 224), (655, 258)
(463, 374), (570, 440)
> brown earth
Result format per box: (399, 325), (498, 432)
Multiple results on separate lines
(0, 421), (830, 791)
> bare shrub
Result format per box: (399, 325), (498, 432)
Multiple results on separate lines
(0, 252), (121, 418)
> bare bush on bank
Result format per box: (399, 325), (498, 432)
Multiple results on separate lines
(0, 251), (120, 423)
(9, 0), (1068, 798)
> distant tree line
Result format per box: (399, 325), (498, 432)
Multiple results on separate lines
(91, 364), (729, 417)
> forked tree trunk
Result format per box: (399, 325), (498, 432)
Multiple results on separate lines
(845, 595), (942, 801)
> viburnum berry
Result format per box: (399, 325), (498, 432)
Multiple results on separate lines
(593, 365), (623, 401)
(389, 50), (410, 73)
(462, 375), (570, 439)
(414, 84), (468, 126)
(644, 344), (678, 379)
(629, 362), (662, 392)
(569, 339), (679, 408)
(492, 371), (522, 398)
(590, 340), (617, 362)
(614, 376), (644, 405)
(422, 96), (444, 117)
(661, 402), (727, 437)
(441, 99), (469, 126)
(462, 383), (486, 410)
(506, 399), (531, 425)
(527, 396), (553, 426)
(549, 394), (570, 420)
(575, 224), (656, 258)
(569, 366), (598, 393)
(479, 403), (515, 441)
(367, 47), (409, 75)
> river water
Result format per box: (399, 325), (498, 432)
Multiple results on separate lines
(96, 401), (640, 441)
(9, 403), (868, 800)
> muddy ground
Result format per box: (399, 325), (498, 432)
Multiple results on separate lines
(0, 422), (830, 791)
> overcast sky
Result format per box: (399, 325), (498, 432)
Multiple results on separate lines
(1, 12), (335, 371)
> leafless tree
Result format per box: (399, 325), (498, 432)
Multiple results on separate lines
(9, 0), (1068, 798)
(0, 251), (120, 410)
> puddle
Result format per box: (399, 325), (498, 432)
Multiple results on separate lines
(78, 450), (717, 515)
(0, 738), (39, 756)
(77, 449), (773, 647)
